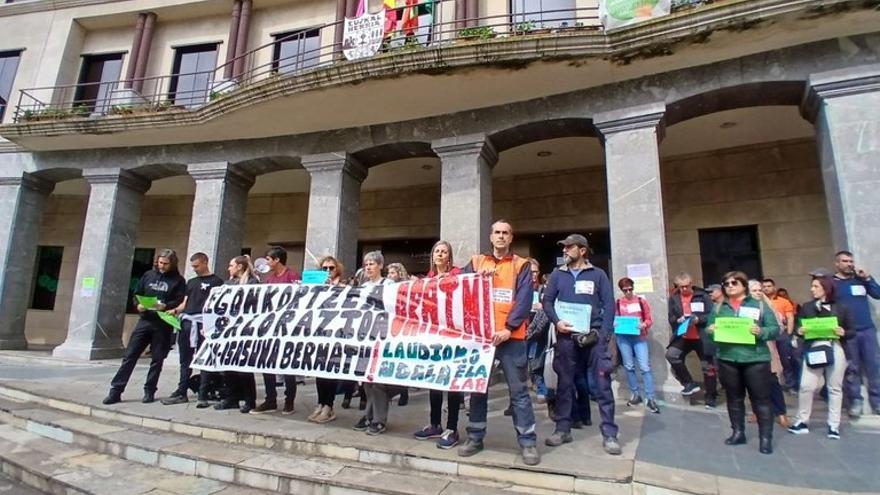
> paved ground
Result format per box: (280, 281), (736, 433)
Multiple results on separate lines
(0, 472), (45, 494)
(1, 351), (878, 493)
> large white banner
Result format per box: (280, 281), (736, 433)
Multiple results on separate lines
(192, 274), (497, 393)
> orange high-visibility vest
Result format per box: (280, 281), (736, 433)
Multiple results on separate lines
(471, 253), (530, 340)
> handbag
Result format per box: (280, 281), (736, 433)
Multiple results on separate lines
(543, 324), (558, 391)
(805, 340), (834, 369)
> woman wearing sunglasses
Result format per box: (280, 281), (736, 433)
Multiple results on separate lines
(308, 256), (346, 424)
(707, 271), (780, 454)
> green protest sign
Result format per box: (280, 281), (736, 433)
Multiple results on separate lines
(802, 316), (839, 340)
(158, 311), (182, 331)
(136, 295), (159, 309)
(713, 317), (756, 345)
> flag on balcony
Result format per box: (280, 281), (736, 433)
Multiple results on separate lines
(599, 0), (670, 30)
(401, 0), (420, 36)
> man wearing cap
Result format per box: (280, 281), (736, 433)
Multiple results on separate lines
(458, 220), (540, 466)
(829, 252), (880, 417)
(542, 234), (621, 455)
(667, 272), (717, 408)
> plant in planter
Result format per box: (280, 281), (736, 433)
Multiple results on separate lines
(513, 20), (536, 34)
(458, 26), (496, 40)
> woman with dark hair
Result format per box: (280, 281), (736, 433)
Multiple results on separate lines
(214, 255), (260, 413)
(309, 255), (347, 424)
(708, 270), (779, 454)
(614, 277), (659, 414)
(413, 240), (464, 448)
(787, 275), (854, 439)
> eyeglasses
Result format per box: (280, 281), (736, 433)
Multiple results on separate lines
(321, 266), (335, 272)
(723, 280), (741, 287)
(622, 287), (634, 292)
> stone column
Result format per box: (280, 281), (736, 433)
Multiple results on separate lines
(594, 103), (676, 394)
(433, 134), (497, 265)
(53, 169), (150, 360)
(302, 152), (367, 273)
(804, 66), (880, 306)
(0, 173), (55, 350)
(184, 162), (254, 278)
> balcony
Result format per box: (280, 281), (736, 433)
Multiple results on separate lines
(1, 0), (876, 150)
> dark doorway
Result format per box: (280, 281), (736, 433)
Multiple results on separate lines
(525, 230), (610, 279)
(74, 53), (123, 113)
(698, 226), (763, 285)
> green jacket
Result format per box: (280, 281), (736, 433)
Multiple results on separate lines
(708, 296), (779, 363)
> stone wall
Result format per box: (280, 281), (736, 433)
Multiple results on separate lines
(23, 138), (831, 346)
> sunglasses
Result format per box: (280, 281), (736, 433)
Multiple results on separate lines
(723, 280), (741, 287)
(321, 266), (336, 272)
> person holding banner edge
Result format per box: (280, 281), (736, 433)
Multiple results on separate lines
(788, 274), (854, 438)
(414, 240), (464, 449)
(707, 270), (779, 454)
(542, 233), (620, 455)
(458, 220), (540, 466)
(102, 249), (186, 405)
(161, 252), (224, 407)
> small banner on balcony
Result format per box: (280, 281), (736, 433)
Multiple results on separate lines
(343, 8), (387, 60)
(599, 0), (671, 30)
(191, 274), (497, 393)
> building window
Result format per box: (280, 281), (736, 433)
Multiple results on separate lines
(698, 226), (763, 286)
(126, 248), (156, 314)
(272, 29), (320, 74)
(74, 53), (124, 114)
(168, 43), (218, 108)
(30, 246), (64, 310)
(0, 50), (22, 122)
(510, 0), (576, 28)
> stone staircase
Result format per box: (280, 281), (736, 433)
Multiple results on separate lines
(0, 387), (599, 495)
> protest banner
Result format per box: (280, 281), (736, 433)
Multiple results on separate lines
(192, 274), (497, 393)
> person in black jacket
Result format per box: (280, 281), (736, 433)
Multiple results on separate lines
(666, 272), (718, 408)
(787, 274), (855, 439)
(103, 249), (186, 405)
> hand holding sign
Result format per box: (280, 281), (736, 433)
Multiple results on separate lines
(713, 317), (756, 344)
(802, 317), (840, 340)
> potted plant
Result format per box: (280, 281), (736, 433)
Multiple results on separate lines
(458, 26), (497, 40)
(513, 20), (536, 35)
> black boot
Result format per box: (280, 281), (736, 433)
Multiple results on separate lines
(755, 402), (774, 454)
(725, 402), (746, 445)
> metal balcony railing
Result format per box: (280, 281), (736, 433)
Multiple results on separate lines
(12, 0), (611, 123)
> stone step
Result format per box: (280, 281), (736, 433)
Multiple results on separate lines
(0, 382), (632, 494)
(0, 418), (270, 495)
(0, 395), (552, 495)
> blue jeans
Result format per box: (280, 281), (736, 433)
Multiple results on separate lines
(616, 334), (655, 401)
(527, 340), (548, 396)
(845, 328), (880, 409)
(467, 339), (537, 447)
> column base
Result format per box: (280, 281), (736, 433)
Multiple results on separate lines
(52, 341), (125, 360)
(0, 339), (28, 351)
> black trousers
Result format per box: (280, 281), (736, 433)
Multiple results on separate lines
(110, 321), (173, 394)
(666, 337), (718, 400)
(262, 374), (296, 402)
(718, 359), (773, 438)
(316, 378), (338, 407)
(224, 372), (256, 406)
(430, 390), (463, 431)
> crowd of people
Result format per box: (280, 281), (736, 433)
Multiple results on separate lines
(99, 220), (880, 465)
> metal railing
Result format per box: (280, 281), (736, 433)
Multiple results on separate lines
(13, 0), (609, 123)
